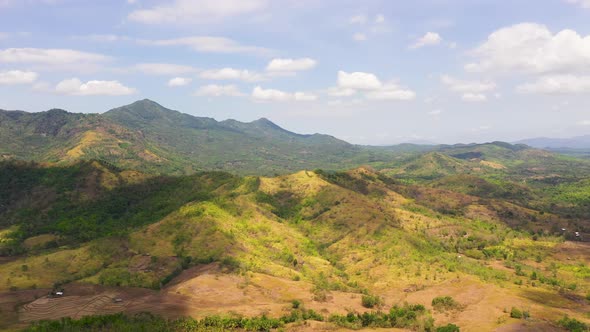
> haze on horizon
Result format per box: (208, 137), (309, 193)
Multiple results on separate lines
(1, 0), (590, 145)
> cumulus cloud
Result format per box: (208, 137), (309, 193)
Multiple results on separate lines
(365, 83), (416, 100)
(441, 75), (496, 93)
(0, 48), (110, 65)
(199, 68), (265, 82)
(517, 75), (590, 94)
(265, 58), (317, 72)
(138, 36), (272, 56)
(128, 0), (267, 24)
(135, 63), (198, 75)
(461, 93), (487, 102)
(375, 14), (385, 24)
(337, 71), (382, 90)
(327, 87), (356, 97)
(194, 84), (245, 97)
(465, 23), (590, 74)
(252, 86), (317, 102)
(410, 32), (442, 49)
(55, 78), (136, 96)
(167, 77), (192, 87)
(0, 70), (38, 85)
(334, 71), (415, 101)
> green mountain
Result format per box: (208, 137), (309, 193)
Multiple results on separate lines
(0, 161), (589, 331)
(1, 99), (390, 175)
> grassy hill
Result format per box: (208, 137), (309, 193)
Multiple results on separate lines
(1, 100), (393, 175)
(0, 161), (589, 331)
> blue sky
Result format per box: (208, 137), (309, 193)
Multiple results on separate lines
(1, 0), (590, 144)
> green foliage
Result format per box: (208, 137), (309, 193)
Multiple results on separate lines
(437, 323), (461, 332)
(432, 296), (459, 311)
(328, 303), (432, 330)
(25, 312), (285, 332)
(361, 294), (382, 308)
(0, 161), (238, 248)
(557, 316), (589, 332)
(510, 307), (523, 319)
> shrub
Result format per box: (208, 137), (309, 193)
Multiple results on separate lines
(510, 307), (522, 319)
(291, 300), (301, 309)
(557, 316), (589, 332)
(361, 294), (381, 308)
(432, 296), (459, 311)
(437, 323), (461, 332)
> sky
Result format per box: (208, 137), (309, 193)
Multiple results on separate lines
(1, 0), (590, 145)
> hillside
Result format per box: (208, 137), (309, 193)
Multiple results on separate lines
(1, 100), (391, 175)
(0, 161), (589, 331)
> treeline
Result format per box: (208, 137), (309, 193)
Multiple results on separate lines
(25, 303), (463, 332)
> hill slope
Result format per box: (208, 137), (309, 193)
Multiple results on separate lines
(1, 100), (390, 175)
(1, 162), (589, 331)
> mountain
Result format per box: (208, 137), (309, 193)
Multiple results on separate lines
(1, 99), (385, 175)
(8, 99), (583, 178)
(0, 161), (589, 331)
(516, 135), (590, 149)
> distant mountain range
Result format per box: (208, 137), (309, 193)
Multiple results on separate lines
(1, 99), (385, 175)
(2, 99), (588, 175)
(515, 135), (590, 149)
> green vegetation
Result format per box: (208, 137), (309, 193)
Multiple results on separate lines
(25, 312), (284, 332)
(431, 296), (459, 311)
(558, 316), (589, 332)
(1, 123), (590, 331)
(328, 303), (433, 330)
(509, 307), (530, 319)
(436, 324), (460, 332)
(361, 294), (382, 308)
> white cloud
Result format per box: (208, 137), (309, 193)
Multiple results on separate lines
(327, 87), (356, 97)
(135, 63), (198, 75)
(55, 78), (136, 96)
(565, 0), (590, 8)
(578, 120), (590, 126)
(337, 70), (382, 90)
(194, 84), (245, 97)
(252, 86), (317, 102)
(74, 34), (129, 42)
(0, 48), (110, 65)
(466, 23), (590, 74)
(441, 75), (496, 93)
(375, 14), (385, 24)
(128, 0), (267, 25)
(265, 58), (317, 72)
(365, 83), (416, 101)
(410, 32), (442, 49)
(139, 36), (272, 56)
(199, 68), (265, 82)
(335, 71), (415, 101)
(428, 109), (442, 115)
(352, 33), (367, 41)
(516, 75), (590, 94)
(167, 77), (192, 87)
(349, 14), (367, 25)
(461, 93), (487, 102)
(0, 70), (38, 85)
